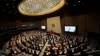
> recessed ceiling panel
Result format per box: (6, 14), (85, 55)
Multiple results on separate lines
(18, 0), (65, 16)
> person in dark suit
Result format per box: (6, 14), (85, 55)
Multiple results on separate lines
(67, 49), (74, 56)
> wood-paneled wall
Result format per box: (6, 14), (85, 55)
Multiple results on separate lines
(0, 11), (100, 36)
(61, 12), (100, 35)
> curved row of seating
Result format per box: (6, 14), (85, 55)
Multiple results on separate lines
(4, 30), (97, 56)
(4, 31), (48, 56)
(43, 34), (87, 56)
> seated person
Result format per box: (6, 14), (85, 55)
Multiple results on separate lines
(80, 49), (88, 56)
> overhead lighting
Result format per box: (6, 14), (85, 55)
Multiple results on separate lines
(18, 0), (65, 16)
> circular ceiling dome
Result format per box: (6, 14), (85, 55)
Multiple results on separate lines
(18, 0), (65, 16)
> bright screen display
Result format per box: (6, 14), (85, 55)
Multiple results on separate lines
(64, 26), (76, 32)
(41, 25), (46, 30)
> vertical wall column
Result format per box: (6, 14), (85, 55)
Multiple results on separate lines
(47, 16), (62, 33)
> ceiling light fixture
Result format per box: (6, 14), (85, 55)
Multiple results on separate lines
(18, 0), (65, 16)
